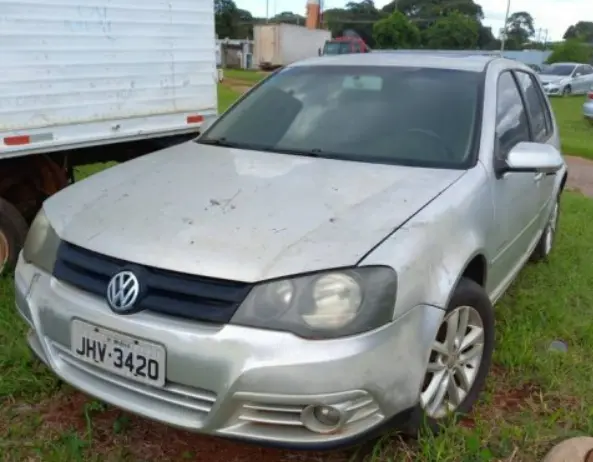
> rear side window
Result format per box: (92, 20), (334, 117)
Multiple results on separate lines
(496, 72), (530, 157)
(514, 71), (552, 142)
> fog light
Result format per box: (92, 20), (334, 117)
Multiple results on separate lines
(313, 405), (341, 426)
(301, 404), (347, 434)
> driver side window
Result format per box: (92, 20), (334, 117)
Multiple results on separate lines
(496, 72), (530, 158)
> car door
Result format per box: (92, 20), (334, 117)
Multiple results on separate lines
(573, 65), (589, 93)
(570, 66), (584, 95)
(582, 65), (593, 90)
(488, 71), (544, 292)
(514, 70), (557, 227)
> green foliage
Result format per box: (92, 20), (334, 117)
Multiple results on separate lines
(547, 39), (593, 64)
(324, 0), (385, 47)
(423, 11), (480, 50)
(563, 21), (593, 42)
(215, 0), (255, 39)
(502, 11), (535, 50)
(382, 0), (484, 23)
(372, 11), (421, 49)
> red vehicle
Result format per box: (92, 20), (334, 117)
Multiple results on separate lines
(320, 36), (371, 55)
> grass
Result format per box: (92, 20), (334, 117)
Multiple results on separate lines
(2, 77), (593, 461)
(550, 96), (593, 159)
(222, 68), (269, 83)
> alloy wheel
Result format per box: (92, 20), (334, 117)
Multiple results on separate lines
(420, 305), (485, 419)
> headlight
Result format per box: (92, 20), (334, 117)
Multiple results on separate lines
(231, 266), (397, 339)
(22, 208), (60, 274)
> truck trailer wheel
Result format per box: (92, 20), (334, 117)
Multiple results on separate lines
(0, 197), (29, 276)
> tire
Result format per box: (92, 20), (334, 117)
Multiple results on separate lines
(0, 197), (29, 276)
(404, 277), (495, 436)
(531, 195), (560, 262)
(562, 85), (572, 97)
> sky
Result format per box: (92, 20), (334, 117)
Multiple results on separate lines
(236, 0), (590, 41)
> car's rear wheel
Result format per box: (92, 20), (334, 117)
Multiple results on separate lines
(404, 278), (494, 435)
(531, 196), (560, 262)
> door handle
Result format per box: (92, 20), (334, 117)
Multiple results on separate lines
(534, 172), (544, 182)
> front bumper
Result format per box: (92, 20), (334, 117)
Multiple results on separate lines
(14, 254), (444, 449)
(543, 85), (562, 96)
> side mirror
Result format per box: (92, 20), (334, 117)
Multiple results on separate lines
(505, 142), (563, 174)
(575, 72), (582, 77)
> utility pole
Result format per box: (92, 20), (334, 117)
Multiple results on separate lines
(266, 0), (269, 22)
(500, 0), (511, 53)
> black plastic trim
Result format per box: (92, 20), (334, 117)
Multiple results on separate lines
(53, 241), (253, 323)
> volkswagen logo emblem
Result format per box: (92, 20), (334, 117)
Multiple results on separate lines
(106, 270), (141, 313)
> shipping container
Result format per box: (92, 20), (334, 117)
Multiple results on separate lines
(0, 0), (218, 160)
(0, 0), (218, 275)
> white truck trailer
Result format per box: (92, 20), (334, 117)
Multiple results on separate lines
(0, 0), (218, 274)
(253, 23), (331, 70)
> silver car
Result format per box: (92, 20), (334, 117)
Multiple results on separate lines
(584, 86), (593, 123)
(539, 62), (593, 96)
(15, 52), (567, 448)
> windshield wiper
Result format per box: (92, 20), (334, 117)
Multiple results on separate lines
(197, 137), (243, 148)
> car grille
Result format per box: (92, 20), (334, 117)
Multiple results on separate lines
(53, 241), (253, 323)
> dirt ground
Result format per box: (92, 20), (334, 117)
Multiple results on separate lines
(222, 77), (253, 94)
(565, 155), (593, 196)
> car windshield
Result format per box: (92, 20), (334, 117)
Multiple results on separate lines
(323, 42), (351, 55)
(541, 64), (575, 76)
(198, 65), (482, 169)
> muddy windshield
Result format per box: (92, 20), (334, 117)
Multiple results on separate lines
(198, 65), (482, 169)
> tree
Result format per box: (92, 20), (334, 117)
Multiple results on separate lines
(547, 39), (593, 64)
(323, 0), (385, 47)
(270, 11), (306, 26)
(503, 11), (535, 50)
(215, 0), (240, 39)
(236, 9), (255, 38)
(373, 11), (421, 48)
(423, 11), (479, 49)
(477, 25), (500, 50)
(381, 0), (484, 28)
(563, 21), (593, 43)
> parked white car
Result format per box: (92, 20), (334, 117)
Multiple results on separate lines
(584, 86), (593, 123)
(15, 51), (567, 448)
(539, 62), (593, 96)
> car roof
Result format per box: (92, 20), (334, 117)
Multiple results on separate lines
(550, 62), (579, 66)
(290, 50), (502, 73)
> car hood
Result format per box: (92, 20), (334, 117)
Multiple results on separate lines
(44, 142), (465, 282)
(539, 75), (567, 84)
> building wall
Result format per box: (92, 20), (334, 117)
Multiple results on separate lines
(501, 50), (553, 65)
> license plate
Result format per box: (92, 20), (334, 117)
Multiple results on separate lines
(70, 320), (166, 388)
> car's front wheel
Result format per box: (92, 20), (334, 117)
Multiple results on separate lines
(562, 85), (572, 96)
(405, 277), (494, 435)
